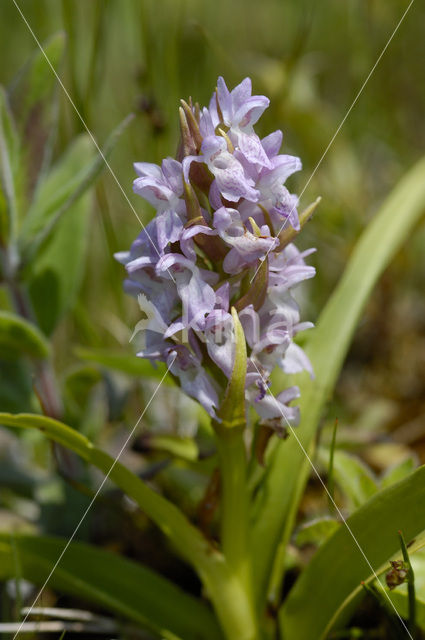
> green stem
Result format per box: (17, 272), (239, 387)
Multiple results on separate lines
(216, 427), (249, 575)
(215, 425), (258, 639)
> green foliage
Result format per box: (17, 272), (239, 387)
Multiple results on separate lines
(19, 134), (96, 244)
(19, 115), (132, 263)
(279, 466), (425, 639)
(295, 517), (340, 548)
(0, 411), (266, 639)
(76, 346), (172, 380)
(0, 533), (222, 640)
(0, 311), (49, 359)
(318, 448), (378, 509)
(381, 457), (418, 490)
(0, 358), (34, 413)
(8, 33), (65, 212)
(0, 86), (19, 245)
(28, 191), (92, 334)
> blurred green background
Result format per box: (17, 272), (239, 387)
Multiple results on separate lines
(0, 0), (424, 632)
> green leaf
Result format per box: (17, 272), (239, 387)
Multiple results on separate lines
(20, 133), (94, 240)
(146, 434), (199, 461)
(381, 457), (417, 490)
(279, 465), (425, 640)
(19, 116), (132, 260)
(76, 346), (172, 381)
(317, 448), (378, 509)
(0, 533), (222, 640)
(8, 33), (65, 208)
(27, 191), (92, 335)
(0, 311), (50, 359)
(295, 517), (340, 548)
(250, 156), (425, 607)
(0, 86), (20, 245)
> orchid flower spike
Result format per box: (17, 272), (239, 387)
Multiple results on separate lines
(116, 77), (317, 434)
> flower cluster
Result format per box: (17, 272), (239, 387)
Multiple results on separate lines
(116, 77), (316, 430)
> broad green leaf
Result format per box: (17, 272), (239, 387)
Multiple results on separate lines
(27, 191), (92, 334)
(317, 448), (378, 509)
(76, 346), (172, 381)
(250, 156), (425, 607)
(279, 465), (425, 639)
(0, 86), (20, 244)
(8, 33), (65, 209)
(0, 311), (50, 359)
(295, 517), (340, 548)
(19, 116), (132, 259)
(0, 534), (222, 640)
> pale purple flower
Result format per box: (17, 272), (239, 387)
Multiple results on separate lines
(208, 77), (272, 169)
(116, 77), (316, 431)
(183, 136), (259, 203)
(213, 206), (278, 273)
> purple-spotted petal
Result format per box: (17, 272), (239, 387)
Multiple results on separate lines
(236, 130), (273, 169)
(233, 95), (270, 129)
(156, 254), (216, 329)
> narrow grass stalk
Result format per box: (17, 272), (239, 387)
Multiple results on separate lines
(398, 531), (416, 638)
